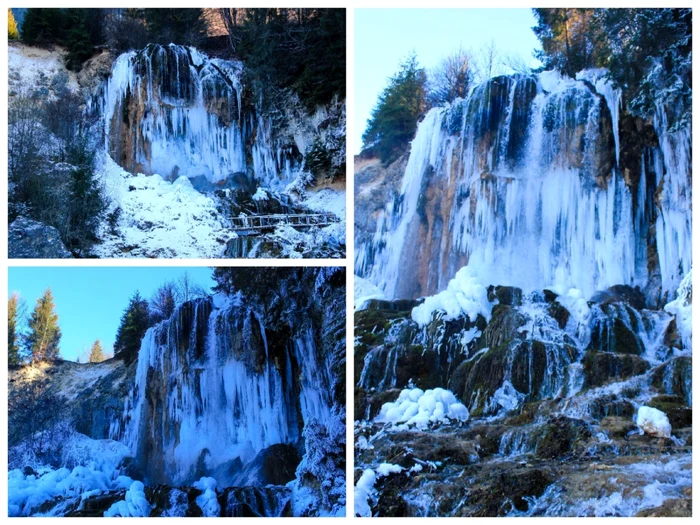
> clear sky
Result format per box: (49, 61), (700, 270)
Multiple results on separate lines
(8, 267), (216, 362)
(354, 8), (543, 154)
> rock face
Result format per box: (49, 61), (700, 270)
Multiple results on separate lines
(8, 217), (73, 258)
(355, 283), (692, 517)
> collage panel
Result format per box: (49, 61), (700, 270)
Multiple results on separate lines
(8, 266), (347, 517)
(7, 7), (346, 259)
(354, 7), (692, 517)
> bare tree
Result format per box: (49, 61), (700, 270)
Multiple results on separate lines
(476, 40), (504, 83)
(8, 378), (70, 468)
(150, 281), (177, 323)
(428, 46), (475, 106)
(175, 272), (208, 304)
(501, 53), (532, 76)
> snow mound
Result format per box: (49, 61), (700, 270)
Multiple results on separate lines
(93, 155), (232, 258)
(354, 463), (402, 517)
(193, 477), (220, 517)
(8, 465), (133, 517)
(376, 387), (469, 430)
(664, 269), (692, 350)
(355, 276), (386, 311)
(104, 480), (153, 517)
(354, 469), (376, 517)
(636, 406), (672, 438)
(411, 267), (493, 326)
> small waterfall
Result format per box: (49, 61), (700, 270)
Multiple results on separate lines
(357, 71), (691, 303)
(100, 44), (297, 187)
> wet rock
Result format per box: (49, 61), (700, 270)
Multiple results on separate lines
(635, 498), (692, 517)
(590, 284), (646, 310)
(231, 443), (300, 486)
(588, 305), (644, 355)
(477, 304), (526, 350)
(542, 289), (558, 303)
(68, 490), (126, 517)
(547, 301), (570, 329)
(535, 416), (591, 459)
(148, 486), (202, 517)
(648, 395), (692, 429)
(651, 356), (692, 405)
(458, 466), (555, 516)
(221, 486), (292, 517)
(9, 217), (73, 258)
(487, 285), (523, 307)
(581, 351), (650, 388)
(599, 416), (638, 438)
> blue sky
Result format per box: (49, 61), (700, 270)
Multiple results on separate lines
(354, 8), (543, 154)
(8, 267), (216, 362)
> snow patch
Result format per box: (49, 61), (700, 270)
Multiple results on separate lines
(636, 406), (672, 438)
(376, 387), (469, 430)
(412, 267), (493, 327)
(104, 480), (153, 517)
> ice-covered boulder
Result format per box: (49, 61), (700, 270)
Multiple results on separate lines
(636, 406), (672, 438)
(376, 387), (469, 430)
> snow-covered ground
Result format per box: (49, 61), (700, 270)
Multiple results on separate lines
(8, 42), (79, 96)
(92, 155), (234, 258)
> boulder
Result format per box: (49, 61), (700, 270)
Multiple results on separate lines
(9, 217), (73, 258)
(581, 351), (650, 388)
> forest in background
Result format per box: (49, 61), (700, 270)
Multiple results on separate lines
(362, 8), (691, 164)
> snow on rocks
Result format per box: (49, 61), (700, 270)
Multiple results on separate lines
(664, 269), (692, 351)
(376, 387), (469, 430)
(411, 267), (493, 327)
(8, 465), (132, 517)
(193, 477), (220, 517)
(636, 406), (672, 438)
(355, 276), (386, 311)
(354, 463), (403, 517)
(93, 155), (232, 258)
(303, 187), (346, 221)
(104, 480), (153, 517)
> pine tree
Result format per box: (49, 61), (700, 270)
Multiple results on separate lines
(362, 53), (428, 164)
(26, 288), (61, 363)
(64, 9), (94, 71)
(114, 291), (150, 363)
(8, 293), (22, 366)
(88, 339), (105, 363)
(8, 9), (19, 39)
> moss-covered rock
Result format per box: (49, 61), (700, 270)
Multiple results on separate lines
(581, 351), (650, 388)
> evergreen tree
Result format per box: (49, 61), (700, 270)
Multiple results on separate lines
(64, 9), (94, 71)
(143, 8), (207, 46)
(88, 339), (105, 363)
(8, 9), (19, 39)
(21, 8), (64, 46)
(26, 288), (61, 363)
(532, 8), (691, 128)
(114, 292), (150, 363)
(362, 53), (428, 164)
(8, 293), (21, 366)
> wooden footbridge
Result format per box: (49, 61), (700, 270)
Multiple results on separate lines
(230, 213), (339, 235)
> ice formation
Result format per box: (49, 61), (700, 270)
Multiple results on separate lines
(636, 406), (672, 438)
(357, 71), (691, 303)
(376, 387), (469, 430)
